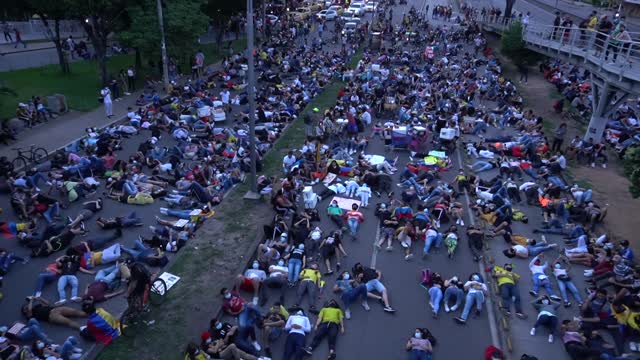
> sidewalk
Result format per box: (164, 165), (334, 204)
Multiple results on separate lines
(0, 93), (140, 160)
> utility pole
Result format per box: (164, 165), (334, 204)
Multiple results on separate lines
(244, 0), (259, 199)
(156, 0), (170, 93)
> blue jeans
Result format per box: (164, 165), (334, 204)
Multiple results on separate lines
(531, 274), (556, 296)
(288, 258), (303, 283)
(348, 218), (359, 236)
(499, 282), (523, 313)
(548, 175), (567, 189)
(59, 336), (78, 360)
(460, 291), (485, 321)
(35, 271), (58, 294)
(575, 190), (593, 206)
(238, 305), (261, 329)
(557, 279), (583, 303)
(123, 180), (138, 195)
(423, 234), (443, 255)
(527, 244), (556, 257)
(43, 202), (60, 223)
(57, 275), (79, 300)
(166, 209), (192, 219)
(0, 253), (25, 274)
(120, 211), (141, 227)
(444, 287), (464, 309)
(121, 240), (153, 261)
(471, 161), (493, 172)
(428, 286), (443, 314)
(409, 349), (432, 360)
(27, 172), (48, 188)
(95, 264), (120, 287)
(16, 319), (51, 343)
(341, 284), (368, 309)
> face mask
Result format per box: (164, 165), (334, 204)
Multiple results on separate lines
(555, 263), (562, 269)
(224, 293), (231, 299)
(252, 263), (259, 269)
(541, 299), (550, 305)
(278, 260), (285, 267)
(472, 275), (480, 282)
(343, 274), (350, 280)
(414, 332), (422, 339)
(205, 338), (212, 344)
(37, 342), (45, 349)
(216, 322), (223, 330)
(281, 237), (287, 243)
(296, 310), (304, 316)
(298, 243), (304, 250)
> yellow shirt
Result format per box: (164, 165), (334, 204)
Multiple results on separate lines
(588, 16), (597, 30)
(494, 266), (520, 286)
(613, 305), (640, 331)
(319, 307), (343, 324)
(299, 269), (321, 284)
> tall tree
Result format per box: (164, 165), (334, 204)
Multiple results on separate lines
(504, 0), (517, 24)
(202, 0), (246, 52)
(70, 0), (132, 86)
(120, 0), (209, 71)
(26, 0), (71, 74)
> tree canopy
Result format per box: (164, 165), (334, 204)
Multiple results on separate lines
(120, 0), (209, 64)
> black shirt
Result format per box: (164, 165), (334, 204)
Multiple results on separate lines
(60, 258), (79, 275)
(362, 267), (379, 282)
(211, 322), (234, 341)
(290, 248), (305, 260)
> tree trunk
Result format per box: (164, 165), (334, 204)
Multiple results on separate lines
(504, 0), (516, 24)
(81, 18), (110, 86)
(38, 14), (69, 74)
(135, 47), (142, 72)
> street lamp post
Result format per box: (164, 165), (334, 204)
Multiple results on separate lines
(244, 0), (259, 198)
(156, 0), (170, 93)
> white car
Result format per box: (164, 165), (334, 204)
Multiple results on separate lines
(341, 13), (361, 23)
(364, 2), (378, 12)
(316, 10), (338, 20)
(328, 5), (344, 14)
(347, 3), (365, 16)
(342, 22), (359, 35)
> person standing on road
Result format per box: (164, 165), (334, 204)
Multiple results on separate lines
(127, 66), (136, 92)
(100, 87), (113, 118)
(13, 28), (26, 48)
(2, 22), (12, 43)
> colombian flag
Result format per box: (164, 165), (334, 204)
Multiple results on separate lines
(87, 308), (120, 344)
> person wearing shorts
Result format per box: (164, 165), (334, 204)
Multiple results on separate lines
(352, 263), (395, 313)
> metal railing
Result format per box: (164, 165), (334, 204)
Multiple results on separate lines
(520, 23), (640, 81)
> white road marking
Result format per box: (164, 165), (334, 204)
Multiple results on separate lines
(455, 144), (502, 348)
(370, 220), (381, 268)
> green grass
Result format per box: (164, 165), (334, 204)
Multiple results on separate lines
(0, 38), (247, 121)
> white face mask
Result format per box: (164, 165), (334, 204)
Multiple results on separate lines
(541, 299), (550, 305)
(224, 293), (231, 299)
(278, 260), (285, 266)
(252, 262), (259, 269)
(216, 322), (223, 330)
(414, 332), (422, 339)
(343, 274), (350, 280)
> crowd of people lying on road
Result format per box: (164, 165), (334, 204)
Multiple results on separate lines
(180, 7), (638, 360)
(0, 12), (366, 360)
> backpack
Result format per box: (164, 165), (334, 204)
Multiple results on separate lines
(127, 192), (154, 205)
(419, 268), (433, 289)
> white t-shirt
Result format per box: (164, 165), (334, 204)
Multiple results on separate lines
(244, 269), (267, 281)
(464, 280), (487, 294)
(513, 244), (528, 257)
(101, 88), (111, 103)
(269, 265), (288, 277)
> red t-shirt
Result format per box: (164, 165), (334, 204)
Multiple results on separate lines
(223, 293), (245, 314)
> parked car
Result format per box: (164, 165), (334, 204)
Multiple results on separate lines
(328, 5), (344, 15)
(347, 3), (365, 16)
(341, 12), (361, 23)
(364, 2), (378, 12)
(316, 9), (338, 20)
(342, 22), (359, 36)
(291, 7), (313, 22)
(303, 1), (323, 12)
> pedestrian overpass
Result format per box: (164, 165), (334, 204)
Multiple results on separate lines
(481, 18), (640, 141)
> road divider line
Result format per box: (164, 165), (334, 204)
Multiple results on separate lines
(370, 220), (381, 268)
(455, 143), (502, 349)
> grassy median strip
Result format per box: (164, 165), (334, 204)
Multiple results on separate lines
(0, 39), (247, 121)
(97, 49), (362, 360)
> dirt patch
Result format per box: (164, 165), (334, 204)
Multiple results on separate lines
(486, 34), (640, 248)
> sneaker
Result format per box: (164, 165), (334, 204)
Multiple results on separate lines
(454, 317), (466, 324)
(386, 246), (393, 251)
(602, 163), (607, 168)
(529, 290), (538, 297)
(444, 304), (450, 313)
(362, 301), (370, 311)
(404, 254), (414, 261)
(70, 354), (82, 360)
(564, 301), (572, 308)
(516, 312), (527, 319)
(72, 347), (83, 353)
(252, 296), (259, 305)
(548, 334), (554, 343)
(455, 218), (460, 225)
(71, 296), (82, 302)
(383, 306), (396, 313)
(530, 327), (536, 336)
(345, 309), (351, 319)
(630, 342), (638, 352)
(591, 162), (595, 168)
(252, 341), (261, 352)
(503, 308), (511, 316)
(450, 305), (458, 312)
(55, 299), (67, 306)
(459, 219), (465, 226)
(303, 347), (313, 355)
(35, 291), (42, 298)
(550, 295), (562, 302)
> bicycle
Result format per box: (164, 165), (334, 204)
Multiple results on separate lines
(119, 275), (167, 337)
(11, 144), (48, 171)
